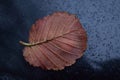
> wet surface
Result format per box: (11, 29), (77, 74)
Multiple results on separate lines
(0, 0), (120, 80)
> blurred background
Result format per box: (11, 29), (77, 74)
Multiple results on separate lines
(0, 0), (120, 80)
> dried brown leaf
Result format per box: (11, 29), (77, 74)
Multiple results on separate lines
(20, 12), (87, 70)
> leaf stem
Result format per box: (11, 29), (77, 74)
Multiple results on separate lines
(19, 41), (35, 47)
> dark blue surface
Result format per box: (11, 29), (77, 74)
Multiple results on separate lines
(0, 0), (120, 80)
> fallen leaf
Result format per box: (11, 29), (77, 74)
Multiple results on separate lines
(20, 12), (87, 70)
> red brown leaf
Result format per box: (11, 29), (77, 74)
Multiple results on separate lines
(20, 12), (87, 70)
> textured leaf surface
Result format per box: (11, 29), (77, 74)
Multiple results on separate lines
(20, 12), (87, 70)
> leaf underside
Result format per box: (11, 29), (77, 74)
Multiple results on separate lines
(21, 12), (87, 70)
